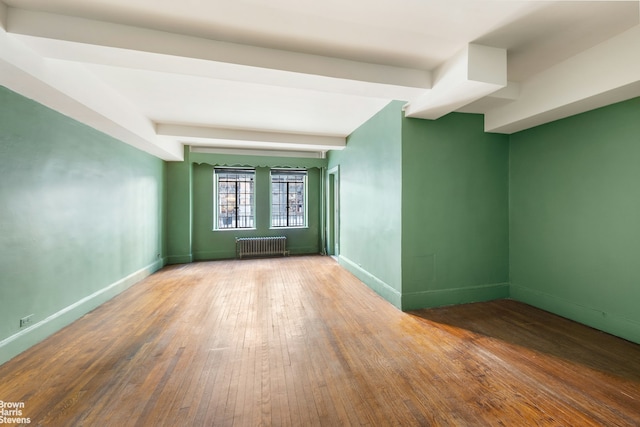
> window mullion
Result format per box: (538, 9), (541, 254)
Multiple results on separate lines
(234, 182), (239, 227)
(286, 181), (290, 227)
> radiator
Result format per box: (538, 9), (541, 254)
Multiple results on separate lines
(236, 236), (288, 259)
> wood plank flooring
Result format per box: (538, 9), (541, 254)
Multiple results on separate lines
(1, 255), (639, 426)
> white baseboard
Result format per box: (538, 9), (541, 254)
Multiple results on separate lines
(402, 282), (510, 311)
(511, 284), (640, 345)
(337, 255), (402, 309)
(0, 260), (163, 365)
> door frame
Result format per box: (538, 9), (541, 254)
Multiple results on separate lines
(327, 166), (340, 257)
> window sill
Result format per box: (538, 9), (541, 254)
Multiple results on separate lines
(270, 226), (308, 230)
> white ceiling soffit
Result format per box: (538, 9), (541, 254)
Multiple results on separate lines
(404, 44), (507, 120)
(485, 24), (640, 134)
(0, 1), (639, 160)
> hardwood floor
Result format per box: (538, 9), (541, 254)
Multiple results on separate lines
(1, 255), (639, 426)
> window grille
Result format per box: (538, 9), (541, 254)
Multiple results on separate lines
(271, 169), (307, 228)
(214, 168), (255, 230)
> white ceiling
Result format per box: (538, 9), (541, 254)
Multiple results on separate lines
(0, 0), (639, 160)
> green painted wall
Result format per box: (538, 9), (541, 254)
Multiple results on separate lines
(165, 152), (326, 262)
(327, 104), (508, 310)
(510, 97), (640, 343)
(3, 80), (638, 368)
(327, 101), (404, 307)
(0, 87), (165, 364)
(165, 147), (193, 264)
(191, 164), (322, 260)
(401, 113), (510, 310)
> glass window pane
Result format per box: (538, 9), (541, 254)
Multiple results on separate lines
(270, 170), (306, 228)
(214, 169), (255, 229)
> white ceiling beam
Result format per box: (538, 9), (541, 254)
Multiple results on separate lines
(457, 81), (520, 113)
(0, 23), (183, 160)
(485, 24), (640, 134)
(157, 124), (345, 152)
(7, 8), (431, 101)
(484, 82), (520, 102)
(191, 146), (325, 159)
(404, 44), (506, 120)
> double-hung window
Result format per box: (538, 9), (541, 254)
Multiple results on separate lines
(214, 168), (255, 230)
(271, 169), (307, 228)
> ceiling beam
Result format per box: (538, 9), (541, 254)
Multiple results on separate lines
(7, 7), (431, 101)
(404, 44), (506, 120)
(0, 18), (183, 160)
(485, 24), (640, 134)
(157, 124), (345, 152)
(456, 82), (520, 113)
(191, 146), (326, 159)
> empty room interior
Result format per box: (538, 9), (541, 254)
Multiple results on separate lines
(1, 0), (640, 425)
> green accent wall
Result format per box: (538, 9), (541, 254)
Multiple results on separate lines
(0, 87), (165, 364)
(510, 97), (640, 343)
(327, 101), (404, 307)
(165, 151), (326, 262)
(401, 113), (510, 310)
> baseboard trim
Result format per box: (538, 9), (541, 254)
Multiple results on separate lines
(402, 282), (510, 311)
(337, 255), (402, 309)
(511, 284), (640, 345)
(192, 250), (234, 261)
(0, 260), (163, 365)
(166, 254), (193, 264)
(288, 246), (320, 255)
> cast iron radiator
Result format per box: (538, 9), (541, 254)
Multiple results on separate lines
(235, 236), (288, 259)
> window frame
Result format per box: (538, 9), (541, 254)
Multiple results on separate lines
(270, 169), (308, 229)
(213, 167), (256, 231)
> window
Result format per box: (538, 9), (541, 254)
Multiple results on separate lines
(271, 169), (307, 228)
(214, 168), (255, 230)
